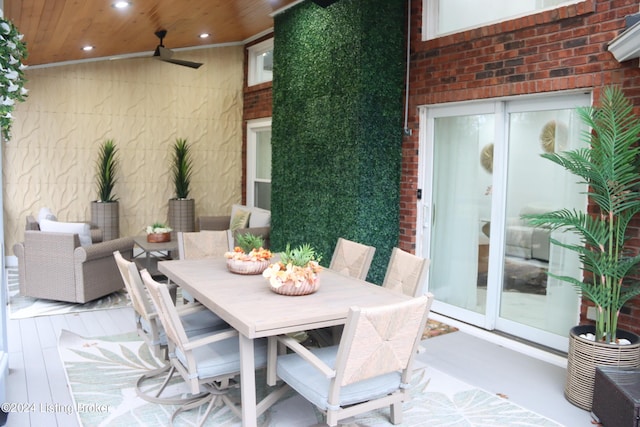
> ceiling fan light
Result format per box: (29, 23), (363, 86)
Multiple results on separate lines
(113, 1), (131, 9)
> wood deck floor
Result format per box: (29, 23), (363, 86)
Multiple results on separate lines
(3, 263), (594, 427)
(6, 306), (135, 427)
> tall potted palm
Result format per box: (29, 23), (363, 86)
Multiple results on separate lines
(91, 139), (120, 241)
(524, 86), (640, 410)
(167, 138), (195, 238)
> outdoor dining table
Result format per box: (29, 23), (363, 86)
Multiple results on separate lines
(158, 257), (411, 427)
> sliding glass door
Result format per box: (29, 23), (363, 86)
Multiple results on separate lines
(418, 93), (590, 351)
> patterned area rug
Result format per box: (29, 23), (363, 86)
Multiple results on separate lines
(423, 318), (458, 339)
(58, 330), (562, 427)
(7, 267), (131, 319)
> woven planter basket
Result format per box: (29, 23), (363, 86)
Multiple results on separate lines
(565, 324), (640, 411)
(226, 258), (270, 275)
(269, 276), (320, 296)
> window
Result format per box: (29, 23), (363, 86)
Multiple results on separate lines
(246, 118), (272, 209)
(247, 39), (273, 86)
(423, 0), (585, 40)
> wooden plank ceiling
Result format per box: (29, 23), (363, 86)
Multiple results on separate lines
(4, 0), (300, 66)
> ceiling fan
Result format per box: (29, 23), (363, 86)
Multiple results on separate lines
(153, 30), (203, 69)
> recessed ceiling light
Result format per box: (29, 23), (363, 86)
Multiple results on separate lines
(199, 33), (210, 39)
(82, 46), (94, 52)
(113, 1), (131, 9)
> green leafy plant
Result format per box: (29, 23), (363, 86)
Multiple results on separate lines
(95, 139), (119, 202)
(171, 138), (193, 199)
(0, 14), (28, 141)
(523, 86), (640, 343)
(145, 222), (172, 234)
(280, 243), (321, 267)
(235, 233), (265, 254)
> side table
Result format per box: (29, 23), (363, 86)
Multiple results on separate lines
(592, 366), (640, 427)
(133, 235), (179, 277)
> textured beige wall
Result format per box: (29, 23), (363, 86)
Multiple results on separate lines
(4, 45), (244, 255)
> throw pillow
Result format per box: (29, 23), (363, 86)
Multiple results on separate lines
(39, 219), (92, 247)
(230, 209), (250, 232)
(37, 207), (57, 224)
(248, 207), (271, 228)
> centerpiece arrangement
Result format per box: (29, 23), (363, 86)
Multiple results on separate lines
(145, 222), (173, 243)
(263, 243), (322, 296)
(225, 233), (273, 275)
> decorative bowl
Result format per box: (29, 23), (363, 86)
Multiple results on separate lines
(226, 258), (270, 275)
(147, 232), (171, 243)
(269, 276), (320, 296)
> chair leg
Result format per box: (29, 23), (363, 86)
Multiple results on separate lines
(170, 382), (232, 427)
(136, 363), (207, 405)
(390, 402), (403, 424)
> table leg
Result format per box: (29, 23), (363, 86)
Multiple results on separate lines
(239, 334), (257, 427)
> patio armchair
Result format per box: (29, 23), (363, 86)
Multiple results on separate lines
(270, 294), (434, 427)
(198, 204), (271, 248)
(13, 216), (135, 303)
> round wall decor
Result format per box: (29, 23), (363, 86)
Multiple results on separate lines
(540, 120), (568, 153)
(480, 143), (493, 173)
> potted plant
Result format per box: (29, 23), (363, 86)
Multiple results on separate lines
(225, 232), (273, 274)
(167, 138), (195, 238)
(145, 222), (172, 243)
(523, 86), (640, 410)
(91, 139), (120, 240)
(263, 243), (322, 295)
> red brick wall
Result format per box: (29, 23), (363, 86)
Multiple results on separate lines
(243, 1), (640, 333)
(242, 34), (274, 204)
(403, 0), (640, 332)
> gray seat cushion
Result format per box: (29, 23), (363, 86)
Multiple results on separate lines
(175, 336), (268, 380)
(276, 345), (401, 410)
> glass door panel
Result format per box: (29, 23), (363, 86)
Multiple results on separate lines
(429, 114), (494, 316)
(501, 108), (585, 336)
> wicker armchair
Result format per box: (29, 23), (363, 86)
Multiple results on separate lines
(13, 218), (135, 303)
(198, 204), (271, 248)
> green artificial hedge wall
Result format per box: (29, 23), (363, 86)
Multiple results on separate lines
(271, 0), (406, 284)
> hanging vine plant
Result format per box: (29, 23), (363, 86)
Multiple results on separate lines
(0, 10), (28, 141)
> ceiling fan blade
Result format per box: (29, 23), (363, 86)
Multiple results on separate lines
(162, 58), (203, 69)
(154, 46), (202, 69)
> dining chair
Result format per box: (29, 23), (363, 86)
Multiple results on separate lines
(270, 293), (434, 427)
(141, 269), (272, 426)
(382, 247), (430, 297)
(329, 237), (376, 280)
(306, 238), (376, 347)
(113, 251), (228, 404)
(177, 230), (233, 303)
(177, 230), (233, 260)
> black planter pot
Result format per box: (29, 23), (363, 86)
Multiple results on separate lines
(565, 324), (640, 411)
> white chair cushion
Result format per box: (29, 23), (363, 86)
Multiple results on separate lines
(175, 336), (268, 379)
(39, 219), (92, 247)
(276, 345), (401, 410)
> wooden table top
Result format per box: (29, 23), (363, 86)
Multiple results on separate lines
(158, 258), (410, 339)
